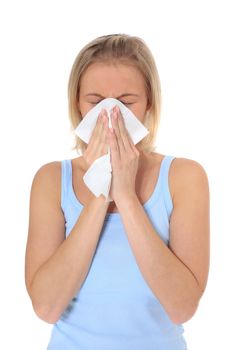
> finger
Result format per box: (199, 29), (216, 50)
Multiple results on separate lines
(114, 106), (134, 152)
(107, 127), (120, 164)
(126, 131), (140, 155)
(128, 136), (140, 155)
(101, 110), (110, 153)
(96, 109), (109, 153)
(90, 109), (107, 155)
(116, 106), (140, 155)
(93, 108), (106, 138)
(88, 110), (104, 151)
(110, 108), (126, 154)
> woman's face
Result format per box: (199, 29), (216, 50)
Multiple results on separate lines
(78, 61), (149, 123)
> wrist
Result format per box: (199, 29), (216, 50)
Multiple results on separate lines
(115, 193), (139, 210)
(89, 194), (110, 208)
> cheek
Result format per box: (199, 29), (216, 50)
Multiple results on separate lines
(129, 106), (147, 123)
(79, 102), (93, 118)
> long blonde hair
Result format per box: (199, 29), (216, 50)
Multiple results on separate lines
(68, 34), (162, 154)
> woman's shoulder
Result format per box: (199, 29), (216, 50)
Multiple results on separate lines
(169, 156), (209, 203)
(31, 161), (62, 200)
(169, 156), (208, 180)
(33, 161), (61, 181)
(150, 151), (207, 172)
(149, 152), (208, 201)
(148, 152), (207, 174)
(32, 156), (85, 182)
(31, 157), (83, 192)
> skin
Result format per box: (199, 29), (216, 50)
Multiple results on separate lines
(25, 61), (210, 325)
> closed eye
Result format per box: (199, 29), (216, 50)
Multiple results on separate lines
(88, 101), (135, 106)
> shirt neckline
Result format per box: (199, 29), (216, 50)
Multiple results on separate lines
(68, 155), (168, 221)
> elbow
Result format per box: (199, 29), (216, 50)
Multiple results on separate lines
(28, 283), (62, 324)
(168, 285), (205, 325)
(168, 300), (199, 325)
(32, 302), (61, 324)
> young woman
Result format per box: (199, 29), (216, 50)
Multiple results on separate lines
(25, 34), (210, 350)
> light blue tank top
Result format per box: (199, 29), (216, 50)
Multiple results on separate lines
(47, 155), (187, 350)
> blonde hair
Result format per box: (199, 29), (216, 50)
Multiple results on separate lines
(68, 34), (162, 154)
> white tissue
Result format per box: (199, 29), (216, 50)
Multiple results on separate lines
(75, 98), (149, 202)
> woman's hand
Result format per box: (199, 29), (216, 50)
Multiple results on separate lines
(82, 109), (109, 167)
(107, 105), (140, 204)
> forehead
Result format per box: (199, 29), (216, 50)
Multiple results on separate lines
(80, 62), (146, 93)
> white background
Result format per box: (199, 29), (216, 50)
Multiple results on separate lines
(0, 0), (232, 349)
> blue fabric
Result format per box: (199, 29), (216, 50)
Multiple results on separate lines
(47, 155), (187, 350)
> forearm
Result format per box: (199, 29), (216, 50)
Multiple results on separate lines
(117, 196), (202, 324)
(30, 195), (109, 323)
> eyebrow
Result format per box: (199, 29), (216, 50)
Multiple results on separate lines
(85, 93), (140, 98)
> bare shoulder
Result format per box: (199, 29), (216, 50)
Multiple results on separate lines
(169, 157), (209, 203)
(170, 157), (209, 182)
(31, 161), (62, 203)
(33, 161), (61, 180)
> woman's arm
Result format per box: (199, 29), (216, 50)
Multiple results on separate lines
(115, 158), (210, 324)
(25, 162), (109, 324)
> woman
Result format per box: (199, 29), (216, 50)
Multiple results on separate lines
(25, 34), (210, 350)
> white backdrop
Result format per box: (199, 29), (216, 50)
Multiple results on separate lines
(0, 0), (232, 349)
